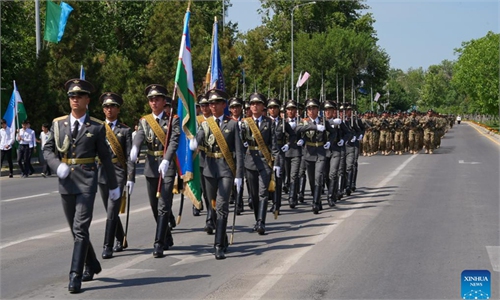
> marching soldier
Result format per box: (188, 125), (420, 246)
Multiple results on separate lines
(97, 93), (135, 259)
(44, 79), (120, 293)
(298, 98), (337, 214)
(405, 110), (421, 154)
(267, 98), (296, 215)
(240, 93), (279, 234)
(193, 89), (244, 259)
(130, 84), (180, 258)
(283, 100), (302, 208)
(228, 96), (246, 214)
(378, 111), (392, 155)
(393, 111), (405, 155)
(420, 109), (436, 154)
(349, 104), (365, 192)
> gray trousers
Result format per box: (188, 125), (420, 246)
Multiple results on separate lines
(61, 193), (96, 243)
(285, 156), (301, 184)
(329, 147), (342, 180)
(306, 158), (326, 186)
(246, 167), (271, 221)
(99, 183), (125, 241)
(345, 144), (356, 173)
(205, 176), (233, 220)
(145, 176), (174, 222)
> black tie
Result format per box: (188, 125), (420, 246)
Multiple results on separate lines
(156, 118), (160, 124)
(72, 121), (79, 140)
(313, 120), (317, 125)
(216, 118), (220, 127)
(255, 118), (259, 128)
(108, 122), (113, 129)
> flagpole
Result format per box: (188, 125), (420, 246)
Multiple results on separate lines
(35, 0), (41, 57)
(14, 81), (20, 133)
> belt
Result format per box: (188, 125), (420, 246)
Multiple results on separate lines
(306, 142), (324, 147)
(147, 150), (164, 157)
(97, 157), (119, 164)
(19, 143), (29, 146)
(198, 146), (207, 152)
(61, 157), (96, 164)
(205, 152), (224, 158)
(248, 146), (260, 151)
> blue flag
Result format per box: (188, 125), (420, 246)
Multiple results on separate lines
(80, 65), (85, 80)
(209, 19), (229, 115)
(57, 2), (74, 42)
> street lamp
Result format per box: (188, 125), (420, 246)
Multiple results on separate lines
(291, 1), (316, 101)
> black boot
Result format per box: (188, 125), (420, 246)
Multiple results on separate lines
(327, 178), (336, 207)
(332, 178), (339, 204)
(298, 175), (306, 203)
(256, 199), (268, 235)
(352, 166), (358, 192)
(168, 213), (176, 230)
(102, 219), (115, 259)
(114, 219), (126, 251)
(214, 218), (228, 260)
(192, 205), (201, 216)
(268, 190), (275, 213)
(312, 185), (322, 214)
(204, 205), (216, 235)
(164, 225), (174, 250)
(345, 171), (353, 196)
(338, 175), (345, 200)
(82, 243), (101, 282)
(153, 215), (169, 258)
(273, 175), (282, 216)
(288, 179), (297, 208)
(68, 240), (88, 293)
(236, 185), (244, 215)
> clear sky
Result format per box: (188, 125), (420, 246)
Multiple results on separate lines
(227, 0), (499, 72)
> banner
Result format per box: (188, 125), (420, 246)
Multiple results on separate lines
(297, 71), (310, 88)
(2, 81), (28, 141)
(44, 0), (61, 43)
(374, 92), (381, 102)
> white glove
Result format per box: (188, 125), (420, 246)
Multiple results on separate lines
(189, 138), (198, 151)
(337, 139), (345, 147)
(130, 145), (138, 162)
(350, 136), (357, 143)
(238, 121), (242, 129)
(158, 159), (170, 178)
(57, 163), (70, 179)
(234, 177), (242, 193)
(109, 187), (121, 201)
(358, 134), (363, 140)
(297, 139), (304, 146)
(243, 141), (249, 148)
(126, 181), (134, 195)
(289, 121), (297, 129)
(323, 142), (331, 149)
(281, 144), (289, 152)
(333, 118), (342, 126)
(273, 166), (281, 178)
(316, 124), (325, 132)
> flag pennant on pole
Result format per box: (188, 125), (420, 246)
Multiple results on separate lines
(374, 92), (381, 102)
(44, 0), (73, 43)
(80, 65), (85, 80)
(174, 9), (202, 209)
(209, 17), (230, 115)
(295, 71), (303, 89)
(3, 81), (28, 142)
(298, 71), (310, 88)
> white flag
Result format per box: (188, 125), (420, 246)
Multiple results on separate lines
(297, 72), (310, 88)
(295, 71), (303, 88)
(374, 92), (381, 102)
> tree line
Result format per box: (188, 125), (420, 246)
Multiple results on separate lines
(1, 0), (498, 132)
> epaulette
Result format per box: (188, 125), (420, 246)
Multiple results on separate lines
(53, 116), (67, 122)
(119, 122), (129, 128)
(90, 116), (104, 124)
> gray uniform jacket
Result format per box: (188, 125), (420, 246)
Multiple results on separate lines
(297, 117), (337, 162)
(273, 117), (297, 166)
(240, 116), (279, 171)
(44, 114), (118, 194)
(195, 115), (244, 179)
(98, 120), (136, 187)
(133, 113), (180, 178)
(284, 118), (301, 158)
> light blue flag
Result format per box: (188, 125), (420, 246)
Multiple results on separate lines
(80, 65), (85, 80)
(57, 2), (74, 42)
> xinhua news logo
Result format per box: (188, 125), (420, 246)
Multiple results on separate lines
(461, 270), (491, 299)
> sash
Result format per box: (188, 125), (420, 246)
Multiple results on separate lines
(196, 115), (206, 125)
(245, 117), (275, 192)
(206, 117), (236, 176)
(103, 122), (127, 173)
(143, 114), (166, 147)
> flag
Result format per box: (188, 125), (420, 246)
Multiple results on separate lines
(298, 72), (310, 88)
(44, 0), (73, 43)
(80, 65), (85, 80)
(295, 71), (303, 88)
(174, 10), (202, 209)
(3, 81), (28, 142)
(209, 18), (230, 115)
(374, 92), (381, 102)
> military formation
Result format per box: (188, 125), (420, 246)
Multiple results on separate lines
(42, 78), (455, 294)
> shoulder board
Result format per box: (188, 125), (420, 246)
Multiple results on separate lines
(90, 116), (104, 124)
(119, 122), (129, 128)
(53, 116), (67, 122)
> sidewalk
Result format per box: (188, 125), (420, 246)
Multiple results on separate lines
(463, 120), (500, 142)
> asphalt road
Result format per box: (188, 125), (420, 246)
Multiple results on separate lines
(1, 121), (498, 299)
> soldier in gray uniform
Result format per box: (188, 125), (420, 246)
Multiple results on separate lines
(240, 93), (279, 234)
(298, 99), (337, 214)
(349, 104), (365, 192)
(194, 89), (244, 259)
(267, 98), (296, 214)
(283, 100), (302, 208)
(97, 92), (136, 259)
(130, 84), (180, 258)
(44, 79), (120, 293)
(228, 96), (245, 214)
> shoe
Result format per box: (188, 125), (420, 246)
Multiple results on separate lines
(101, 247), (113, 259)
(153, 243), (164, 258)
(215, 245), (226, 260)
(41, 173), (46, 178)
(68, 272), (82, 293)
(113, 240), (124, 252)
(425, 149), (429, 154)
(9, 174), (13, 178)
(82, 263), (102, 282)
(204, 222), (215, 235)
(255, 221), (265, 235)
(192, 206), (200, 216)
(429, 150), (433, 154)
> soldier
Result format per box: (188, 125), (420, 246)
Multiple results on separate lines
(130, 84), (180, 258)
(378, 111), (392, 155)
(44, 79), (120, 293)
(228, 96), (245, 214)
(240, 93), (279, 234)
(97, 92), (136, 259)
(298, 98), (337, 213)
(193, 89), (244, 259)
(344, 104), (363, 194)
(405, 110), (421, 154)
(393, 111), (405, 155)
(267, 98), (296, 215)
(420, 109), (436, 154)
(283, 100), (302, 208)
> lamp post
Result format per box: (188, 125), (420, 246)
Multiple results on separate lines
(291, 1), (316, 101)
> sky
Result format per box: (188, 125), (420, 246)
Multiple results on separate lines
(227, 0), (499, 71)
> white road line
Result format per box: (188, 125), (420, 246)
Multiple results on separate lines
(1, 192), (58, 203)
(241, 153), (418, 300)
(486, 246), (500, 272)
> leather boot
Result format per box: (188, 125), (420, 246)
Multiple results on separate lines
(164, 225), (174, 250)
(352, 166), (358, 192)
(332, 178), (339, 204)
(273, 175), (282, 216)
(298, 174), (306, 203)
(214, 218), (228, 260)
(288, 179), (297, 208)
(256, 199), (268, 235)
(114, 219), (126, 251)
(268, 189), (275, 213)
(102, 219), (115, 259)
(204, 204), (215, 235)
(153, 214), (169, 258)
(337, 175), (344, 200)
(312, 185), (322, 214)
(82, 243), (101, 282)
(68, 240), (88, 293)
(345, 171), (353, 196)
(327, 178), (336, 207)
(236, 184), (244, 215)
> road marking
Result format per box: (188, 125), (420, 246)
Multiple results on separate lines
(486, 246), (500, 272)
(466, 121), (500, 146)
(458, 160), (481, 165)
(1, 192), (58, 203)
(376, 154), (418, 188)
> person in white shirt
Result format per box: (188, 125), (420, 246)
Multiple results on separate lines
(17, 119), (35, 178)
(456, 115), (462, 125)
(0, 118), (14, 177)
(37, 123), (52, 177)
